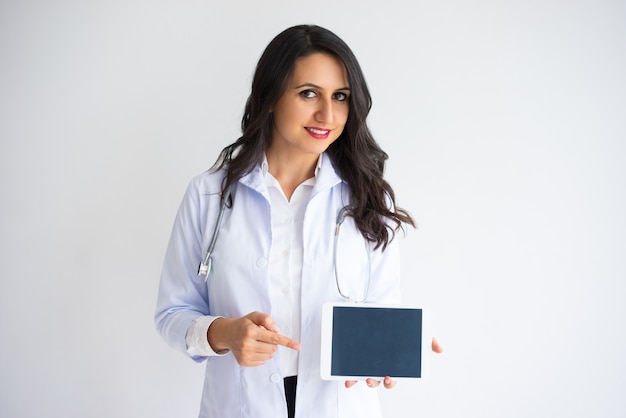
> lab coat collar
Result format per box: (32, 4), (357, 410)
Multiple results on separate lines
(239, 153), (342, 198)
(259, 153), (323, 177)
(311, 153), (343, 197)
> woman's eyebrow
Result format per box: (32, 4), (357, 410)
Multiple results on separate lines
(293, 82), (351, 91)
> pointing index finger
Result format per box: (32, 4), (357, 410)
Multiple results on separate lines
(260, 329), (301, 351)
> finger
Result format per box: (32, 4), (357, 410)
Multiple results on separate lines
(432, 337), (444, 353)
(244, 312), (301, 350)
(258, 329), (301, 351)
(366, 378), (381, 388)
(237, 356), (272, 367)
(344, 380), (358, 388)
(247, 311), (280, 333)
(383, 376), (396, 389)
(232, 338), (279, 366)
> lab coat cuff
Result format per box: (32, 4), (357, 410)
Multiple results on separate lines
(185, 315), (229, 357)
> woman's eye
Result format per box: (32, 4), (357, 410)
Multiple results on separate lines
(299, 89), (317, 99)
(333, 92), (348, 102)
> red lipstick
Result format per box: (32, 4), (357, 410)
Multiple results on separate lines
(305, 127), (331, 139)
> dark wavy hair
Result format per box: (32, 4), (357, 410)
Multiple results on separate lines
(213, 24), (414, 249)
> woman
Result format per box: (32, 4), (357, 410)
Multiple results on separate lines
(155, 24), (440, 418)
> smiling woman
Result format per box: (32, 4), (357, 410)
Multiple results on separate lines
(268, 52), (350, 198)
(154, 24), (424, 418)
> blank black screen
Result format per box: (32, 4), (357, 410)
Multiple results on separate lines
(330, 306), (422, 378)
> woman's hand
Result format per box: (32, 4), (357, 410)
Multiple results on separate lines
(345, 337), (444, 389)
(345, 376), (396, 389)
(207, 311), (301, 367)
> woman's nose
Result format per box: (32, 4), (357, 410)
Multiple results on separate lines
(315, 99), (333, 123)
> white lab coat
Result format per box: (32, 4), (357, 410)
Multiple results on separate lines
(155, 154), (402, 418)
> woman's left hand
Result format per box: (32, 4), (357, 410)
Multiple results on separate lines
(345, 337), (444, 389)
(345, 376), (395, 389)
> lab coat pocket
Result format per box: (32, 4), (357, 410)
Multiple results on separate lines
(200, 356), (242, 418)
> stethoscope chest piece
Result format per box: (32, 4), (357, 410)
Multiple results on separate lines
(198, 255), (213, 282)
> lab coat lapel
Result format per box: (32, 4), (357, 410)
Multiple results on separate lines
(311, 153), (342, 198)
(238, 165), (271, 203)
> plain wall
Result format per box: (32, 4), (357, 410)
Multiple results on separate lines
(1, 0), (625, 417)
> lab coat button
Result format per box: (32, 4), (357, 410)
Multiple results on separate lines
(270, 373), (281, 383)
(256, 257), (267, 268)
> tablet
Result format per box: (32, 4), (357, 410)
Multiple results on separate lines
(320, 302), (430, 381)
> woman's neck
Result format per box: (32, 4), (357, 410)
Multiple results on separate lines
(266, 149), (319, 201)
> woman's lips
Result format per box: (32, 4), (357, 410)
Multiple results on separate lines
(305, 127), (331, 139)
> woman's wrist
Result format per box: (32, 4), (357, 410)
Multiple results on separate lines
(207, 317), (232, 354)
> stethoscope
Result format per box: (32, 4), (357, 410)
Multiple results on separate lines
(333, 206), (371, 302)
(197, 188), (371, 303)
(197, 187), (232, 281)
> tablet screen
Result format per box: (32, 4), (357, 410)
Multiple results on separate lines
(321, 303), (428, 380)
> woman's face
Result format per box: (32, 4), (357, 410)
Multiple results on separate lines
(269, 52), (350, 159)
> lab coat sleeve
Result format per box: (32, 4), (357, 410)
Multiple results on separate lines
(154, 177), (218, 361)
(185, 316), (228, 357)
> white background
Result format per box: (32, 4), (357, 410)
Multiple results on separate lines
(1, 0), (625, 417)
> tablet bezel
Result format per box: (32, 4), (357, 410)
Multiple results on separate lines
(320, 302), (430, 381)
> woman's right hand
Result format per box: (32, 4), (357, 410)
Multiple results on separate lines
(207, 311), (301, 367)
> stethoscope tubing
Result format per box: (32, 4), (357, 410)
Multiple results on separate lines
(333, 207), (371, 302)
(197, 188), (371, 301)
(197, 187), (232, 281)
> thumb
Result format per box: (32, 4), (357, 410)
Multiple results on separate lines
(432, 337), (444, 353)
(247, 311), (280, 333)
